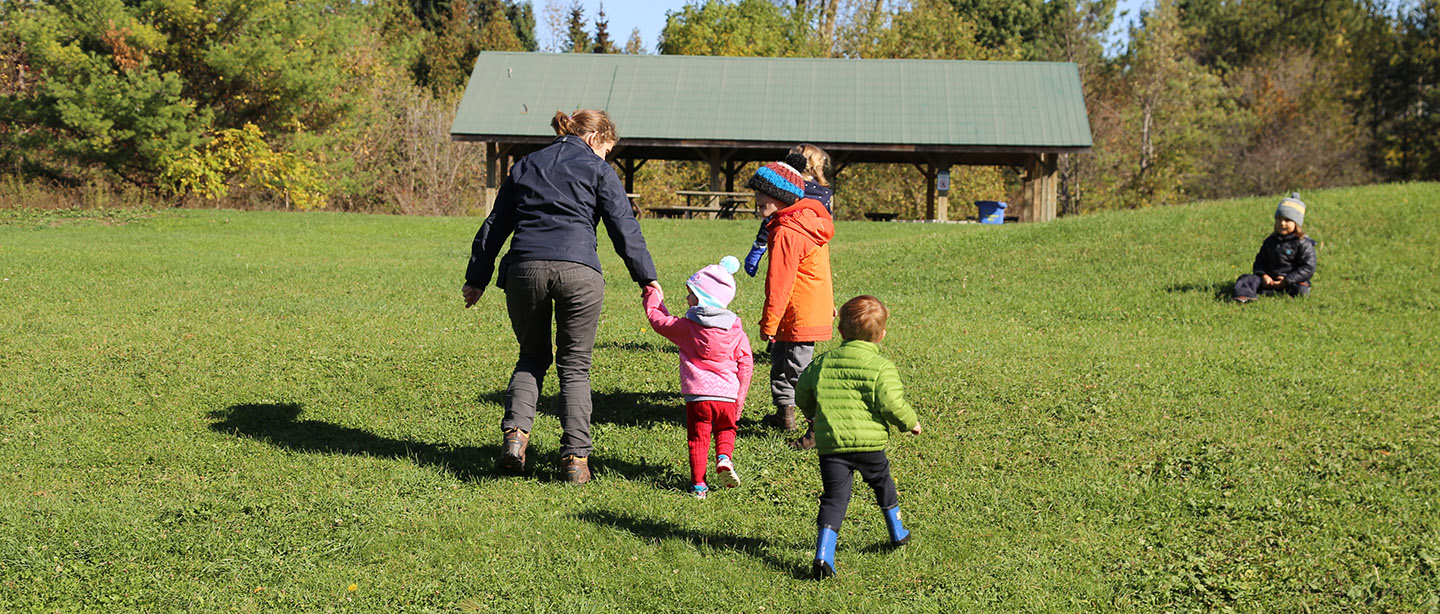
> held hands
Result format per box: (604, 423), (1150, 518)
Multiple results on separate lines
(644, 280), (663, 302)
(462, 284), (483, 308)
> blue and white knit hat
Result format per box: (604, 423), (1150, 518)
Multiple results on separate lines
(746, 161), (805, 205)
(1276, 192), (1306, 226)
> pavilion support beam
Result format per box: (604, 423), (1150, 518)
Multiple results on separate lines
(924, 164), (937, 221)
(1019, 153), (1059, 222)
(619, 158), (647, 193)
(723, 159), (746, 192)
(935, 163), (950, 223)
(910, 162), (947, 221)
(1041, 152), (1059, 221)
(484, 142), (514, 217)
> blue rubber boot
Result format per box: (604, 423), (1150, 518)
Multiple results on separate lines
(883, 506), (911, 546)
(812, 526), (838, 579)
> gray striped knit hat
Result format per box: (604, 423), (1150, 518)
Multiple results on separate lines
(1276, 193), (1306, 226)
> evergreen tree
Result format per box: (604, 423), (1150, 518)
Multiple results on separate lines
(566, 1), (591, 52)
(508, 1), (539, 51)
(1369, 0), (1440, 180)
(593, 3), (616, 53)
(0, 0), (363, 187)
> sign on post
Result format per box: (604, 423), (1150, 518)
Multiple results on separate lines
(936, 169), (950, 196)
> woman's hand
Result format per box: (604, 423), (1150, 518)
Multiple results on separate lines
(462, 284), (484, 308)
(644, 280), (663, 302)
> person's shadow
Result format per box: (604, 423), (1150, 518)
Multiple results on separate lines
(1165, 280), (1235, 301)
(208, 402), (499, 481)
(209, 402), (673, 484)
(575, 509), (810, 578)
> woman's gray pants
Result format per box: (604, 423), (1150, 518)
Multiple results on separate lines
(501, 260), (605, 458)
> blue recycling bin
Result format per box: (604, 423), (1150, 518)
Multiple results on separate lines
(975, 201), (1007, 224)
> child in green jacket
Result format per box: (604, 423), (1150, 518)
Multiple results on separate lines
(796, 295), (921, 579)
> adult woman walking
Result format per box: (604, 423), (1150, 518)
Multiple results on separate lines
(462, 109), (659, 485)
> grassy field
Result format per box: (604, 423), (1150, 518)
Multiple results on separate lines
(1, 183), (1437, 612)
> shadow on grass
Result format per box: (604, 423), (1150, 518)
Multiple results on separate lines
(592, 390), (685, 427)
(209, 402), (499, 482)
(576, 509), (810, 579)
(594, 340), (677, 354)
(210, 402), (679, 485)
(1165, 280), (1235, 301)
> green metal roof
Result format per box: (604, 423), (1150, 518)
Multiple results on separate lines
(451, 52), (1091, 151)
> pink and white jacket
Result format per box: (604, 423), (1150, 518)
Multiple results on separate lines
(643, 287), (754, 406)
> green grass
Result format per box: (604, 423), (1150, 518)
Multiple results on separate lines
(2, 183), (1437, 612)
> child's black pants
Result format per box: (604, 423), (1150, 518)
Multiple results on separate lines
(817, 451), (898, 530)
(1235, 274), (1311, 298)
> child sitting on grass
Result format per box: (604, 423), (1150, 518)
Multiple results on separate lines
(642, 257), (754, 499)
(796, 295), (921, 579)
(1234, 193), (1317, 303)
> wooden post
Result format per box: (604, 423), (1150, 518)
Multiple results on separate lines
(935, 163), (950, 222)
(484, 142), (513, 217)
(1039, 153), (1059, 222)
(619, 158), (647, 193)
(1019, 154), (1039, 223)
(705, 152), (723, 193)
(914, 163), (936, 221)
(723, 159), (745, 192)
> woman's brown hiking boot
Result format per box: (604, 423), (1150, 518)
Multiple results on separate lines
(761, 405), (798, 431)
(561, 455), (591, 485)
(499, 428), (529, 473)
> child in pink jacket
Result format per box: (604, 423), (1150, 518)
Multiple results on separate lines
(642, 256), (754, 499)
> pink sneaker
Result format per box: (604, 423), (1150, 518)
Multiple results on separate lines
(715, 455), (740, 489)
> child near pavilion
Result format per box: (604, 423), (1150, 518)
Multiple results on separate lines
(743, 144), (835, 277)
(642, 257), (754, 499)
(746, 159), (836, 436)
(796, 295), (921, 579)
(1234, 193), (1317, 303)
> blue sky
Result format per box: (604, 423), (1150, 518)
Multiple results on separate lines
(547, 0), (1151, 55)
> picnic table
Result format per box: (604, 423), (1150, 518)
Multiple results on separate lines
(648, 191), (756, 219)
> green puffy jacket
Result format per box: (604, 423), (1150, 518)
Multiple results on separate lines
(796, 340), (918, 455)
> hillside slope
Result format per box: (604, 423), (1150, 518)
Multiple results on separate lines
(1, 183), (1436, 611)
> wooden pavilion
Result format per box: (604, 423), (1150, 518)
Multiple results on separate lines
(451, 52), (1091, 222)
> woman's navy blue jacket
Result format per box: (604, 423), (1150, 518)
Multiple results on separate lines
(466, 136), (657, 288)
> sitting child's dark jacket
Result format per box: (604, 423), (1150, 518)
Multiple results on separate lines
(1253, 233), (1316, 287)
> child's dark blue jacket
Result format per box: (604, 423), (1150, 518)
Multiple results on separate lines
(1252, 232), (1317, 284)
(466, 136), (656, 288)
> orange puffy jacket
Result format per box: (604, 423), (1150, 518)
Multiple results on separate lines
(760, 198), (835, 342)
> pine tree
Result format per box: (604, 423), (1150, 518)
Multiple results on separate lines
(566, 1), (591, 52)
(507, 1), (539, 51)
(593, 3), (616, 53)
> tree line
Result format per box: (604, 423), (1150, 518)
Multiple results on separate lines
(1, 0), (1435, 217)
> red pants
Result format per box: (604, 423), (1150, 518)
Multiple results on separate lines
(686, 400), (739, 486)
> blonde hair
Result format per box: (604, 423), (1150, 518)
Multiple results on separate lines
(838, 295), (888, 342)
(551, 109), (618, 145)
(788, 143), (831, 187)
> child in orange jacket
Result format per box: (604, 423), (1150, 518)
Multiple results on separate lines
(745, 159), (836, 434)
